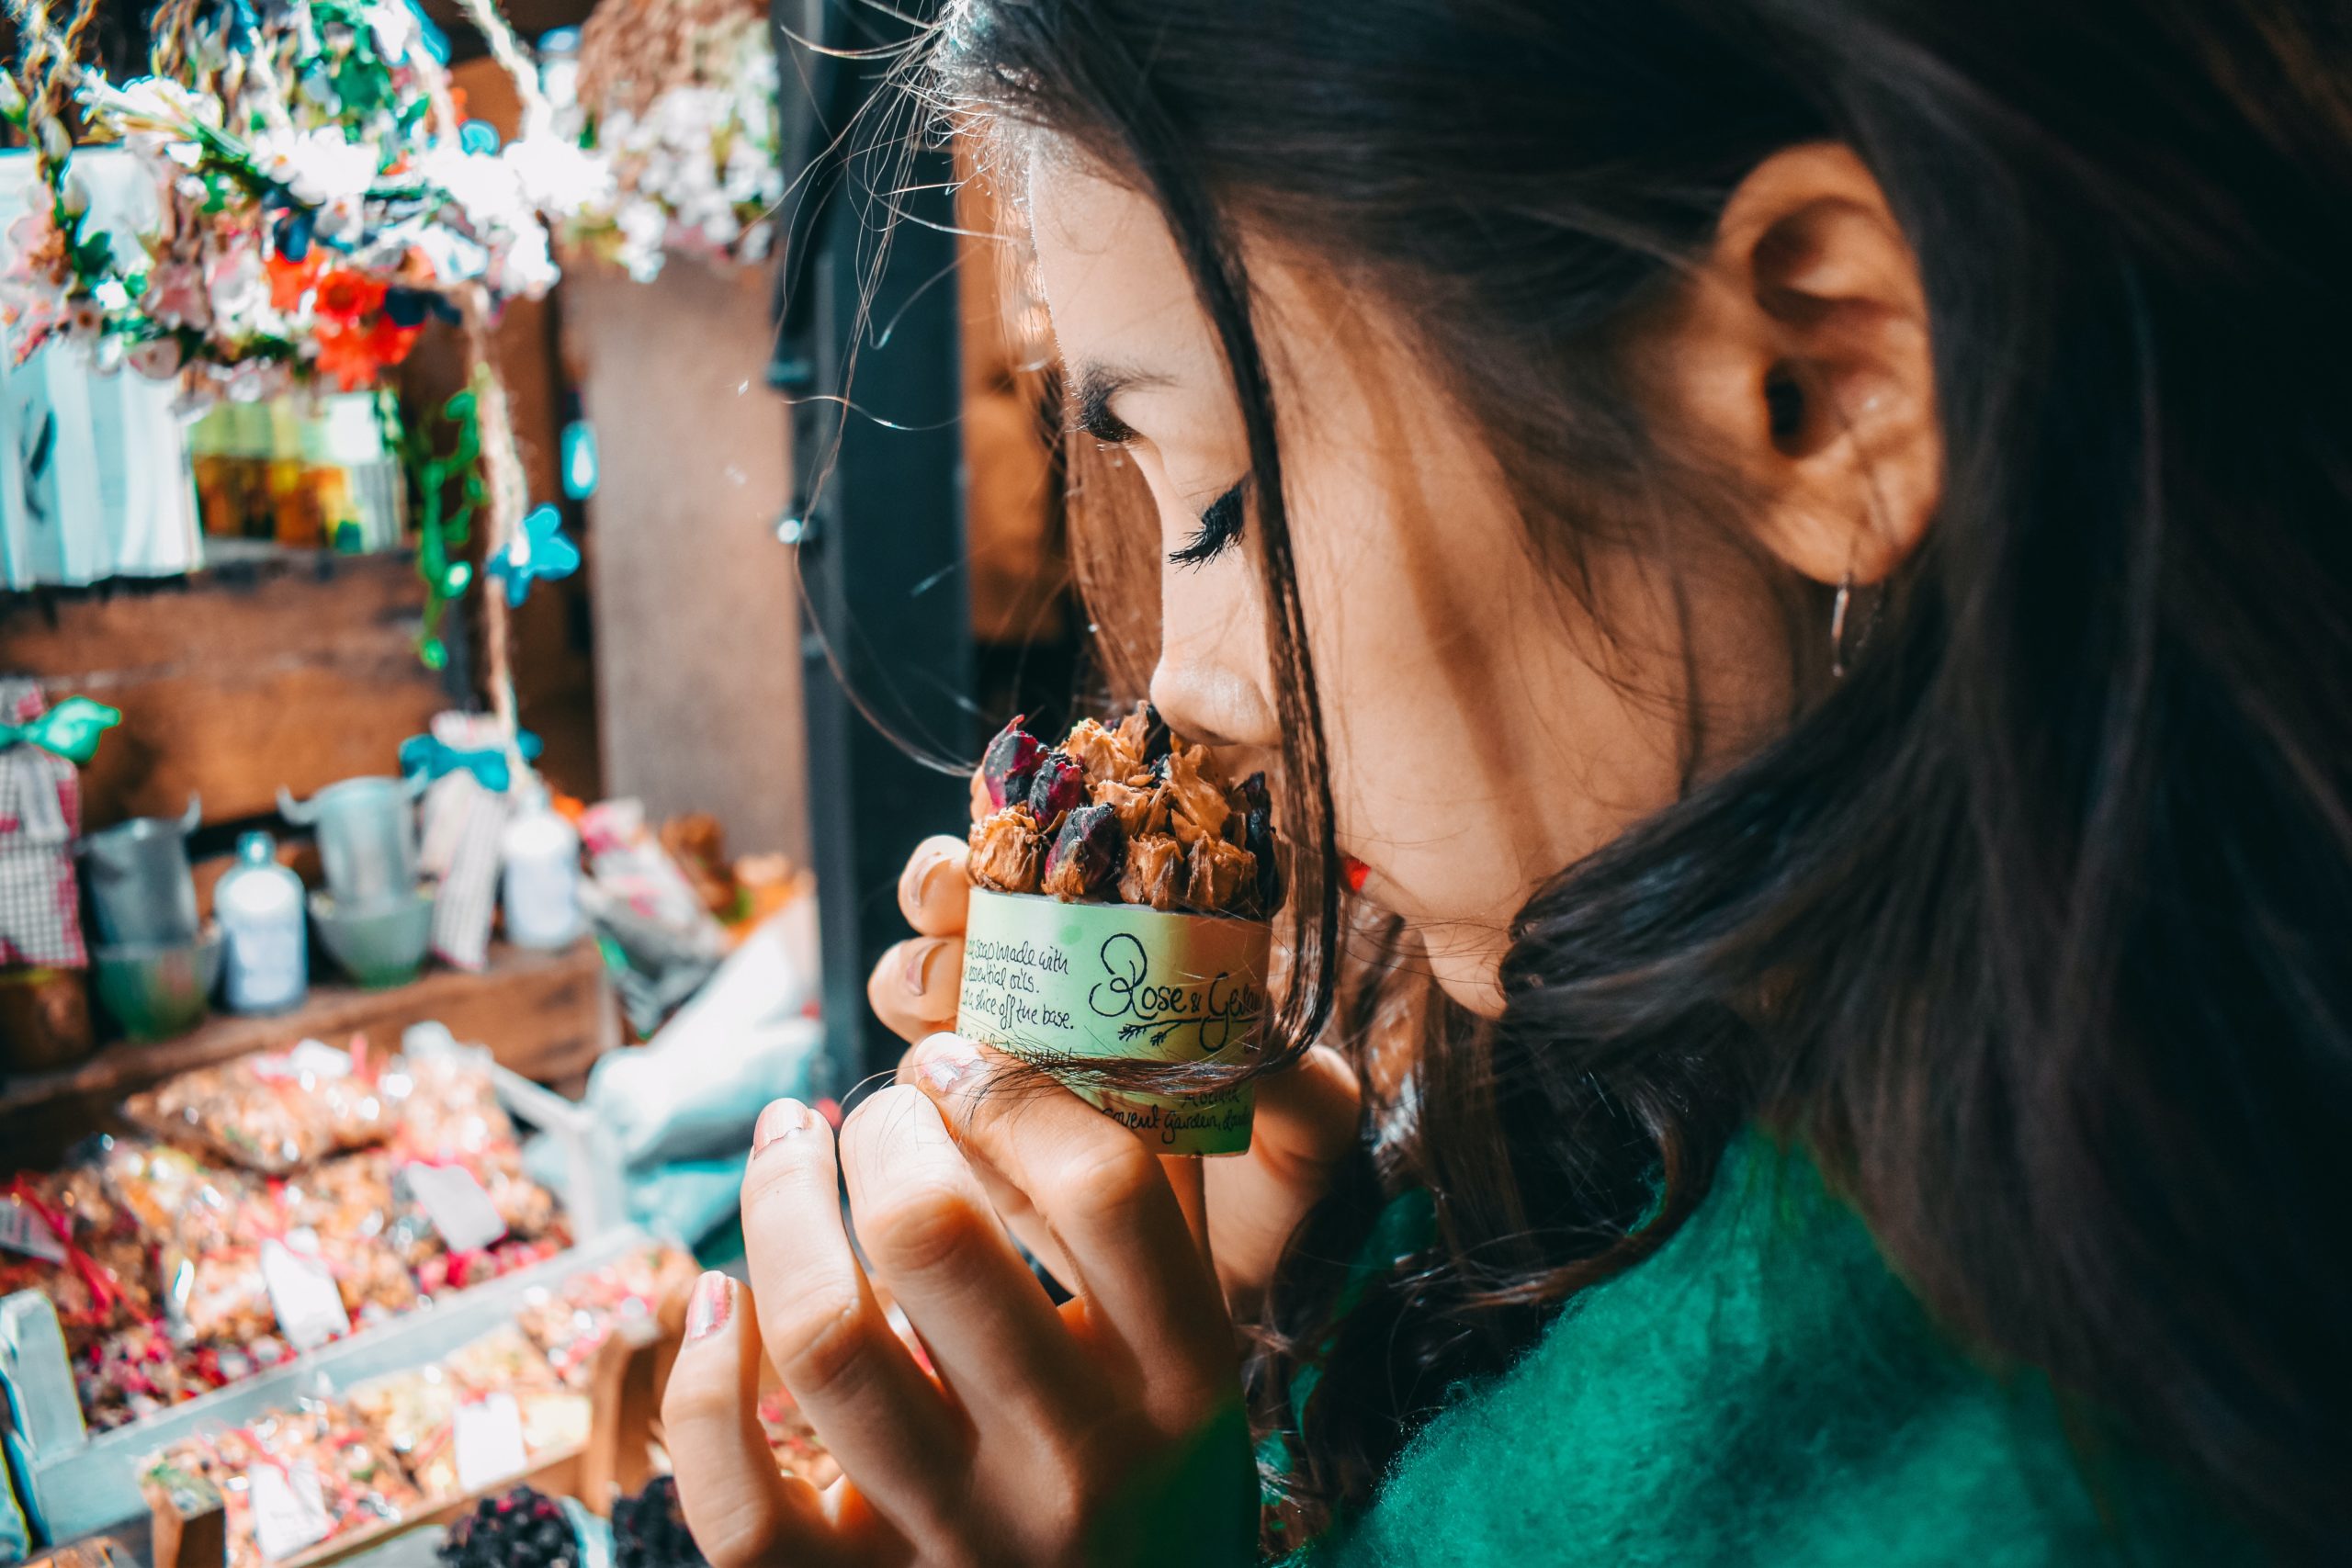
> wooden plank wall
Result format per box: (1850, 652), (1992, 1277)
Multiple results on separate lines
(0, 554), (452, 829)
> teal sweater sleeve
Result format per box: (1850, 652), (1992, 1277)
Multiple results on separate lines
(1284, 1134), (2259, 1568)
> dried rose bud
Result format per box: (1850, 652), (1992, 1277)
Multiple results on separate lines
(1162, 747), (1230, 846)
(1043, 804), (1126, 900)
(1115, 702), (1173, 765)
(1119, 833), (1186, 910)
(1186, 835), (1256, 913)
(1027, 750), (1087, 829)
(1063, 717), (1143, 789)
(1096, 777), (1169, 839)
(979, 716), (1046, 809)
(967, 807), (1044, 894)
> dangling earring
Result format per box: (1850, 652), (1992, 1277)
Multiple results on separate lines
(1828, 571), (1856, 679)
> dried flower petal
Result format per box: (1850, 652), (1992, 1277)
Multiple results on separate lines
(979, 716), (1046, 810)
(1043, 805), (1126, 900)
(1163, 746), (1230, 847)
(967, 807), (1044, 895)
(1095, 777), (1169, 839)
(1119, 833), (1186, 910)
(1063, 717), (1144, 789)
(1185, 835), (1256, 913)
(1115, 702), (1172, 765)
(1027, 750), (1087, 830)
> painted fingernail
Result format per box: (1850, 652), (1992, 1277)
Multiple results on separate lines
(918, 1034), (984, 1096)
(685, 1271), (732, 1343)
(753, 1097), (812, 1153)
(901, 937), (948, 997)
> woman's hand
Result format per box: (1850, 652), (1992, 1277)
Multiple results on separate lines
(868, 836), (1362, 1315)
(660, 1062), (1257, 1566)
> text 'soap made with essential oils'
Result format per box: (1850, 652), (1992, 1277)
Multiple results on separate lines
(956, 889), (1269, 1156)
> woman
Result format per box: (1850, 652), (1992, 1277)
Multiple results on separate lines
(661, 1), (2352, 1562)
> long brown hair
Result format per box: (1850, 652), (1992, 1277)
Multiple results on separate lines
(926, 0), (2352, 1557)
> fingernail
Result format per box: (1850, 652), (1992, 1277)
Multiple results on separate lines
(901, 937), (948, 997)
(685, 1271), (732, 1342)
(918, 1034), (984, 1097)
(753, 1097), (812, 1153)
(902, 846), (954, 908)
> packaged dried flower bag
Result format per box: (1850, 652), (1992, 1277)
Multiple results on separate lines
(123, 1037), (398, 1176)
(382, 1046), (563, 1243)
(75, 1318), (289, 1432)
(97, 1137), (257, 1257)
(348, 1325), (586, 1502)
(0, 1161), (153, 1355)
(141, 1400), (423, 1568)
(958, 706), (1280, 1155)
(514, 1243), (696, 1386)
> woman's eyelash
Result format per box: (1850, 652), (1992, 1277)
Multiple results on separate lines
(1170, 481), (1247, 567)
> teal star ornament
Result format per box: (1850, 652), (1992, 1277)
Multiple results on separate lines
(486, 504), (581, 606)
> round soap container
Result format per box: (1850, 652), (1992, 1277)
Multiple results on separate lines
(956, 887), (1270, 1156)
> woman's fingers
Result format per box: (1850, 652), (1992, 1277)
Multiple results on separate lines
(897, 835), (972, 935)
(906, 1035), (1233, 1429)
(889, 1052), (1080, 1286)
(736, 1098), (968, 1540)
(836, 1087), (1095, 1438)
(661, 1270), (843, 1568)
(867, 935), (964, 1045)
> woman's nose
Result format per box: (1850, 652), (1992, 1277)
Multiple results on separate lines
(1149, 640), (1280, 751)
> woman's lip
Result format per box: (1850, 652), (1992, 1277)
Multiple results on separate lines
(1341, 855), (1373, 895)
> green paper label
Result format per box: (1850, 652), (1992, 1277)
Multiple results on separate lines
(956, 889), (1269, 1156)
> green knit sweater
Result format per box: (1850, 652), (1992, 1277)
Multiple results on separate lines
(1284, 1133), (2260, 1567)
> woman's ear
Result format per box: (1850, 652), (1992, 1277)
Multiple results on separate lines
(1650, 142), (1940, 587)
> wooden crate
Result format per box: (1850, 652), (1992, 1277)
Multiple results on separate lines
(0, 552), (454, 831)
(0, 941), (618, 1168)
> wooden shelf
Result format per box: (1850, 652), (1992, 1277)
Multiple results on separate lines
(0, 941), (616, 1168)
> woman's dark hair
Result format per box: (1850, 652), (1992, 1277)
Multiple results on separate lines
(927, 0), (2352, 1557)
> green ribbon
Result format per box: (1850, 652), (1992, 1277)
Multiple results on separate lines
(0, 695), (121, 764)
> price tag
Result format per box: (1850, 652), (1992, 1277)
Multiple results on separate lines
(247, 1461), (332, 1562)
(260, 1238), (351, 1351)
(0, 1197), (67, 1264)
(454, 1393), (530, 1493)
(402, 1163), (507, 1253)
(286, 1037), (355, 1079)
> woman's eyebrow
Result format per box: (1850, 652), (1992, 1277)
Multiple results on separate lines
(1069, 361), (1170, 442)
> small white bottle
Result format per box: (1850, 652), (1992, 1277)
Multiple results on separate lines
(217, 830), (307, 1013)
(501, 784), (582, 950)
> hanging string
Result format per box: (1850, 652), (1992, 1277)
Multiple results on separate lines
(459, 292), (533, 786)
(451, 0), (551, 138)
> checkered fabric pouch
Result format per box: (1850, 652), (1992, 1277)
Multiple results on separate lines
(0, 678), (87, 968)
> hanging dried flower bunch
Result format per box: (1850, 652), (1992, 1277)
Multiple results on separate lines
(549, 0), (783, 281)
(0, 0), (571, 401)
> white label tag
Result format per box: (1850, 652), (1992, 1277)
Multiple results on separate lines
(0, 1197), (66, 1264)
(283, 1038), (355, 1080)
(454, 1393), (530, 1493)
(247, 1461), (333, 1562)
(260, 1238), (351, 1351)
(403, 1163), (507, 1253)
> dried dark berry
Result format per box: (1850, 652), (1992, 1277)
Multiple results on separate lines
(1235, 771), (1272, 818)
(1244, 807), (1280, 912)
(1043, 804), (1126, 899)
(1027, 749), (1087, 829)
(979, 716), (1046, 809)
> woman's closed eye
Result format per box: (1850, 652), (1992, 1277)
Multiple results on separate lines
(1170, 480), (1248, 567)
